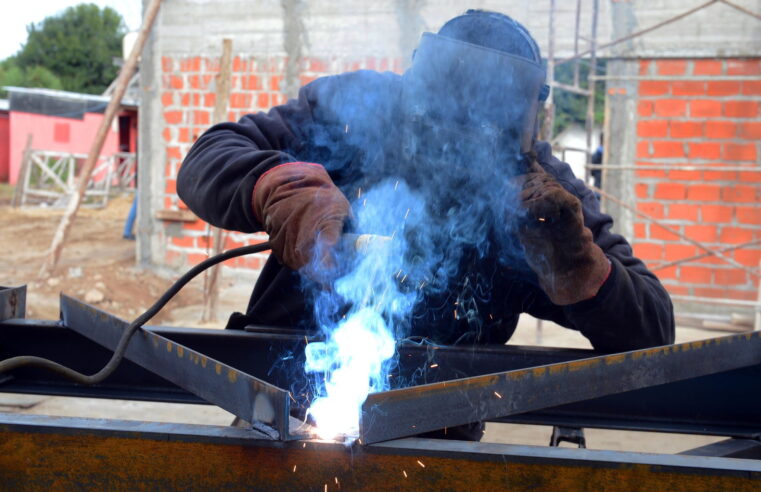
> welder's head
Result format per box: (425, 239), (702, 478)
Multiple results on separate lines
(401, 10), (549, 162)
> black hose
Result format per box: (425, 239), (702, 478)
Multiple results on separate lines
(0, 242), (273, 384)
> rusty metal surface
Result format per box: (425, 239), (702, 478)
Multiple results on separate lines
(0, 285), (25, 321)
(59, 295), (297, 440)
(0, 412), (758, 491)
(361, 331), (761, 444)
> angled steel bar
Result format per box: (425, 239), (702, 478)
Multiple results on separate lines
(0, 285), (26, 321)
(59, 295), (296, 439)
(361, 331), (761, 444)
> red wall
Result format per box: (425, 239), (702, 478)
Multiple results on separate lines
(8, 111), (120, 185)
(0, 112), (9, 182)
(633, 58), (761, 302)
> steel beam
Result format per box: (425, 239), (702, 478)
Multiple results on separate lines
(0, 413), (758, 491)
(360, 331), (761, 443)
(59, 295), (298, 440)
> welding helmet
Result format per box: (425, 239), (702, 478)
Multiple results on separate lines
(400, 10), (549, 165)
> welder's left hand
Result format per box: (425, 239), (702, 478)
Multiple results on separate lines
(515, 159), (611, 305)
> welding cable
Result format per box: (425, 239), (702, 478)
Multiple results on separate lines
(0, 242), (273, 384)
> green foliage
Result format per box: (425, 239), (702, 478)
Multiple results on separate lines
(552, 60), (607, 136)
(12, 3), (125, 94)
(0, 58), (64, 97)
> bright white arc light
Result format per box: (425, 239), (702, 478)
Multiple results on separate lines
(305, 308), (396, 440)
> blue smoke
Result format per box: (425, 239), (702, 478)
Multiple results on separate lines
(299, 36), (536, 440)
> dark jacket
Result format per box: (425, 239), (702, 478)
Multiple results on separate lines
(178, 70), (674, 353)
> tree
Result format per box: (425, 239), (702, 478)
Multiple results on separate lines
(0, 58), (64, 97)
(14, 4), (125, 94)
(551, 60), (607, 137)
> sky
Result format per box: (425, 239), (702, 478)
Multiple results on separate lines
(0, 1), (143, 60)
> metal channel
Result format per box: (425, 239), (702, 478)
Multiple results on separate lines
(361, 331), (761, 444)
(0, 285), (26, 321)
(59, 295), (294, 440)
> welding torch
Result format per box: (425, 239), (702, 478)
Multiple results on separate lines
(0, 233), (391, 384)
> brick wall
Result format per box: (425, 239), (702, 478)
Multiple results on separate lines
(159, 54), (403, 275)
(633, 58), (761, 301)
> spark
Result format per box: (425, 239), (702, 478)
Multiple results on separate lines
(363, 198), (367, 207)
(335, 477), (339, 485)
(453, 309), (458, 320)
(394, 180), (399, 190)
(395, 269), (402, 278)
(400, 274), (407, 283)
(344, 124), (349, 133)
(494, 391), (503, 399)
(293, 465), (297, 472)
(390, 230), (396, 240)
(489, 313), (494, 320)
(538, 217), (546, 222)
(302, 443), (306, 448)
(289, 392), (297, 403)
(404, 208), (410, 219)
(304, 335), (309, 345)
(324, 484), (327, 492)
(357, 187), (362, 199)
(402, 470), (408, 478)
(429, 363), (438, 368)
(417, 460), (426, 468)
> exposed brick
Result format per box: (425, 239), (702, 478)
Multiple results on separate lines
(667, 203), (699, 221)
(654, 99), (687, 117)
(722, 185), (758, 203)
(720, 226), (754, 244)
(671, 81), (705, 96)
(687, 184), (721, 201)
(634, 222), (646, 238)
(668, 169), (701, 181)
(670, 121), (702, 138)
(726, 59), (761, 75)
(165, 179), (177, 194)
(636, 141), (651, 158)
(178, 128), (191, 143)
(180, 57), (201, 72)
(664, 244), (697, 261)
(688, 142), (721, 160)
(257, 92), (271, 108)
(694, 288), (755, 301)
(665, 285), (690, 296)
(162, 127), (172, 143)
(169, 75), (183, 90)
(700, 205), (733, 223)
(735, 249), (761, 268)
(703, 169), (737, 181)
(656, 60), (687, 76)
(307, 57), (329, 73)
(738, 170), (761, 183)
(706, 81), (741, 97)
(652, 141), (685, 158)
(680, 266), (712, 284)
(704, 121), (736, 139)
(714, 269), (747, 286)
(232, 56), (246, 72)
(739, 122), (761, 139)
(188, 75), (201, 90)
(166, 146), (182, 159)
(650, 224), (681, 241)
(690, 100), (722, 118)
(230, 93), (251, 109)
(171, 235), (195, 248)
(183, 220), (208, 232)
(724, 100), (758, 118)
(639, 60), (651, 75)
(270, 75), (282, 91)
(635, 165), (666, 178)
(633, 242), (663, 261)
(742, 81), (761, 95)
(635, 183), (650, 199)
(180, 93), (191, 106)
(736, 206), (761, 224)
(241, 75), (262, 91)
(193, 110), (210, 126)
(637, 202), (664, 219)
(187, 253), (210, 266)
(654, 182), (687, 200)
(638, 101), (653, 117)
(693, 60), (723, 75)
(300, 75), (318, 86)
(685, 225), (718, 243)
(639, 81), (670, 96)
(161, 92), (174, 107)
(637, 120), (669, 138)
(162, 56), (174, 72)
(203, 93), (216, 108)
(724, 143), (757, 162)
(164, 111), (183, 125)
(654, 265), (677, 280)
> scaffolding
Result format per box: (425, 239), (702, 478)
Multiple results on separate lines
(542, 0), (761, 335)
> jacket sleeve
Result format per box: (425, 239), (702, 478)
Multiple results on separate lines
(177, 84), (319, 233)
(524, 143), (675, 352)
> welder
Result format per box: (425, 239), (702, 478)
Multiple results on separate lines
(178, 10), (675, 432)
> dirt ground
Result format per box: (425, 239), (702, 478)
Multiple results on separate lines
(0, 196), (727, 454)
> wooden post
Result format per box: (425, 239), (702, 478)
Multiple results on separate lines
(38, 0), (163, 278)
(11, 134), (33, 207)
(201, 39), (234, 324)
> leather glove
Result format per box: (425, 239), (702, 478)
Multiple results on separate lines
(515, 159), (611, 305)
(252, 162), (350, 279)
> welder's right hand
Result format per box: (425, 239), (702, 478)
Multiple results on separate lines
(252, 162), (350, 278)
